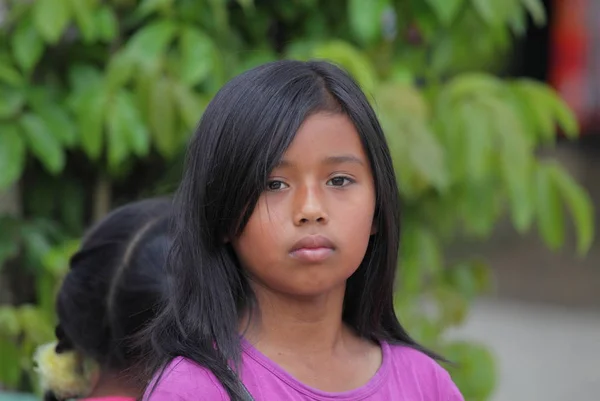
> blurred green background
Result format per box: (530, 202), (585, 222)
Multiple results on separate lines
(0, 0), (595, 400)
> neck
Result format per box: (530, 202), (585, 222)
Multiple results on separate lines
(243, 282), (353, 356)
(86, 370), (140, 400)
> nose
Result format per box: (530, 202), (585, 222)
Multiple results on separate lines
(293, 184), (329, 226)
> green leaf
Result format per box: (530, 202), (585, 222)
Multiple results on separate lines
(207, 0), (229, 33)
(11, 17), (45, 74)
(398, 313), (440, 347)
(460, 102), (492, 181)
(107, 89), (150, 170)
(149, 77), (178, 158)
(73, 84), (108, 160)
(236, 0), (254, 9)
(417, 227), (442, 275)
(510, 82), (552, 144)
(95, 5), (118, 42)
(377, 82), (429, 120)
(234, 49), (277, 77)
(31, 102), (77, 147)
(0, 306), (20, 337)
(376, 84), (450, 194)
(483, 96), (534, 233)
(381, 89), (448, 196)
(472, 0), (498, 26)
(435, 285), (469, 326)
(17, 305), (54, 344)
(36, 270), (58, 322)
(444, 341), (497, 400)
(405, 121), (449, 192)
(33, 0), (71, 44)
(126, 20), (177, 70)
(172, 83), (206, 130)
(67, 0), (96, 42)
(119, 91), (150, 157)
(426, 0), (464, 25)
(444, 73), (502, 101)
(135, 0), (175, 18)
(41, 240), (79, 277)
(68, 64), (103, 92)
(548, 91), (579, 139)
(398, 222), (423, 296)
(390, 65), (415, 85)
(0, 124), (26, 190)
(430, 35), (455, 75)
(0, 336), (22, 389)
(348, 0), (389, 44)
(535, 163), (564, 250)
(3, 0), (31, 22)
(521, 0), (546, 26)
(508, 7), (527, 35)
(178, 27), (215, 86)
(285, 40), (317, 61)
(105, 120), (128, 172)
(19, 222), (53, 271)
(460, 182), (501, 237)
(312, 40), (378, 95)
(20, 113), (65, 174)
(0, 63), (24, 86)
(0, 86), (25, 119)
(399, 222), (442, 295)
(513, 80), (579, 140)
(433, 103), (467, 182)
(106, 51), (136, 91)
(548, 164), (594, 256)
(133, 69), (155, 123)
(501, 144), (534, 234)
(445, 262), (488, 301)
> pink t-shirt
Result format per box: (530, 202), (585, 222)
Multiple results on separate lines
(144, 340), (464, 401)
(83, 398), (136, 401)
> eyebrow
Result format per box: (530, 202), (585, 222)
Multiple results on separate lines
(323, 155), (365, 166)
(275, 154), (365, 168)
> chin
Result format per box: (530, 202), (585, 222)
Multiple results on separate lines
(275, 277), (349, 299)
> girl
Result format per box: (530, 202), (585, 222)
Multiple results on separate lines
(34, 198), (173, 401)
(144, 60), (464, 400)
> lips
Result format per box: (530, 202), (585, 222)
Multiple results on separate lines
(289, 235), (335, 263)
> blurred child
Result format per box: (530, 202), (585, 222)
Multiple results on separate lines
(34, 198), (172, 401)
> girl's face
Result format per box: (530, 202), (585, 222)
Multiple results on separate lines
(232, 112), (376, 298)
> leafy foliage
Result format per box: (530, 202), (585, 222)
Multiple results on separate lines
(0, 0), (593, 399)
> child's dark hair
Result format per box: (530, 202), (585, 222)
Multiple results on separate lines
(144, 60), (435, 400)
(48, 198), (172, 398)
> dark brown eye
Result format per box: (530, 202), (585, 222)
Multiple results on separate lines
(327, 176), (353, 187)
(266, 180), (288, 191)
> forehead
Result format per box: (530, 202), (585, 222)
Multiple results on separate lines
(277, 113), (368, 166)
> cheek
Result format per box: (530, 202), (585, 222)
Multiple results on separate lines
(248, 198), (288, 241)
(233, 199), (287, 264)
(330, 189), (376, 255)
(341, 208), (375, 256)
(336, 188), (376, 230)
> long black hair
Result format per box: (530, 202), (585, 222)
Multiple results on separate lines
(48, 198), (172, 399)
(144, 60), (434, 400)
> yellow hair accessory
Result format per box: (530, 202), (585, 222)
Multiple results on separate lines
(33, 342), (93, 400)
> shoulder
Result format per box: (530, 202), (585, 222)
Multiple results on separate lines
(143, 357), (228, 401)
(385, 343), (464, 400)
